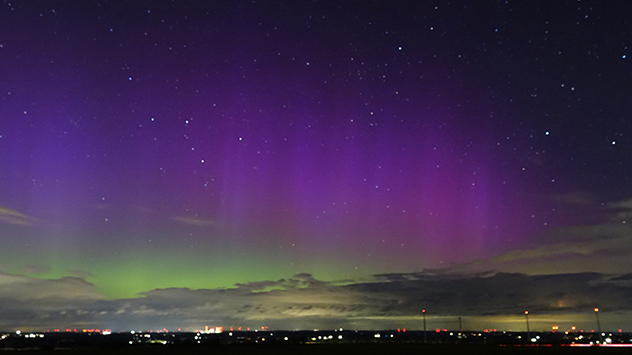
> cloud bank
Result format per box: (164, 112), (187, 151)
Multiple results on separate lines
(2, 270), (631, 332)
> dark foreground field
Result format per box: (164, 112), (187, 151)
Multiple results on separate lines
(5, 344), (632, 355)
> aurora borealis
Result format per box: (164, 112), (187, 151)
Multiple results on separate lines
(2, 0), (632, 332)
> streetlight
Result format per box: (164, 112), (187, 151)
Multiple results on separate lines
(422, 309), (427, 344)
(524, 310), (530, 343)
(594, 308), (602, 344)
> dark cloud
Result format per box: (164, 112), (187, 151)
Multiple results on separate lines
(2, 271), (632, 331)
(444, 217), (632, 276)
(0, 273), (104, 301)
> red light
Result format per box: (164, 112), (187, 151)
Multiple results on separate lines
(422, 309), (426, 313)
(524, 310), (529, 315)
(594, 307), (599, 312)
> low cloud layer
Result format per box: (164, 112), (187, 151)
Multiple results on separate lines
(2, 270), (631, 332)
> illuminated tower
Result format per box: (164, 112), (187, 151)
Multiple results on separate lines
(594, 308), (602, 344)
(524, 310), (530, 343)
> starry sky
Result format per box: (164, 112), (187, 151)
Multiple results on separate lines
(2, 0), (632, 332)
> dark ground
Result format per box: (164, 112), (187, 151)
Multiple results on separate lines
(4, 344), (632, 355)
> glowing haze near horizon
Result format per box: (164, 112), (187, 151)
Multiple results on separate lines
(2, 1), (632, 332)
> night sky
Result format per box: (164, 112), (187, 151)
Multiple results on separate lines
(2, 0), (632, 332)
